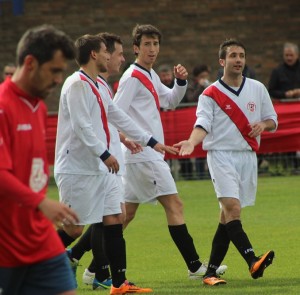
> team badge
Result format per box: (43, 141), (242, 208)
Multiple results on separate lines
(247, 102), (256, 112)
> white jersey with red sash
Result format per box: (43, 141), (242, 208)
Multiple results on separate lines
(97, 75), (125, 175)
(80, 74), (110, 149)
(55, 71), (112, 175)
(195, 77), (277, 151)
(114, 63), (187, 163)
(55, 71), (154, 175)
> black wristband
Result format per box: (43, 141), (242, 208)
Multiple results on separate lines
(147, 137), (158, 148)
(100, 150), (111, 161)
(176, 79), (187, 86)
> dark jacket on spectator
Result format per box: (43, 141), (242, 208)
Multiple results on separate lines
(268, 59), (300, 99)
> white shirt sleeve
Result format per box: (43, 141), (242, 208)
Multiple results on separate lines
(260, 85), (278, 132)
(106, 97), (152, 146)
(194, 94), (214, 133)
(155, 74), (187, 109)
(67, 80), (108, 157)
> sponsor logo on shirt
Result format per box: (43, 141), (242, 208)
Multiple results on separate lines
(225, 104), (231, 110)
(17, 124), (32, 131)
(247, 102), (256, 112)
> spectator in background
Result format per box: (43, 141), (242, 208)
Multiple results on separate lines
(217, 64), (256, 80)
(268, 42), (300, 100)
(268, 42), (300, 173)
(157, 64), (175, 88)
(1, 63), (16, 83)
(185, 64), (211, 103)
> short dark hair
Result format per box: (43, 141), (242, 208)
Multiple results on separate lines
(132, 24), (162, 47)
(219, 39), (246, 59)
(75, 34), (106, 65)
(16, 24), (75, 66)
(98, 32), (123, 54)
(192, 64), (210, 77)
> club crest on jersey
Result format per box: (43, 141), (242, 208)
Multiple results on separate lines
(17, 124), (32, 131)
(247, 102), (256, 112)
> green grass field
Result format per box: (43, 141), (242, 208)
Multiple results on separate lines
(48, 176), (300, 295)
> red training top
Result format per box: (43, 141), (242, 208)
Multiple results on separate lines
(0, 79), (64, 267)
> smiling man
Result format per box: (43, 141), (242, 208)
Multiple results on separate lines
(175, 39), (278, 286)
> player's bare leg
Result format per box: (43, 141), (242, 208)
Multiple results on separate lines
(123, 202), (139, 230)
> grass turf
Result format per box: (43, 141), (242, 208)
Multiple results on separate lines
(48, 176), (300, 295)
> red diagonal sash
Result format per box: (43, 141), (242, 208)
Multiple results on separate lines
(79, 74), (110, 149)
(203, 85), (259, 151)
(97, 77), (113, 99)
(131, 69), (160, 110)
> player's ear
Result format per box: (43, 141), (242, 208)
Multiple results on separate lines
(90, 50), (98, 60)
(133, 45), (139, 56)
(219, 58), (225, 67)
(24, 55), (38, 71)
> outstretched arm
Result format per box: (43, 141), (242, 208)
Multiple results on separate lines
(119, 132), (143, 154)
(174, 126), (207, 156)
(153, 142), (178, 155)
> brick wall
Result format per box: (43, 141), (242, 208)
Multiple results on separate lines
(1, 0), (299, 111)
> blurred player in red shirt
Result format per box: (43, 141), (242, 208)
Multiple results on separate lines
(0, 24), (79, 295)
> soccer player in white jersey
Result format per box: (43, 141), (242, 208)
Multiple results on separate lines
(114, 24), (227, 280)
(67, 32), (143, 291)
(175, 39), (278, 286)
(55, 34), (176, 294)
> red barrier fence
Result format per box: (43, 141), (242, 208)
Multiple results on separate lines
(46, 101), (300, 164)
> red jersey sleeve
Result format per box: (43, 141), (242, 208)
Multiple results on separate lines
(0, 107), (13, 170)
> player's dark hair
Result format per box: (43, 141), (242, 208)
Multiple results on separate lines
(75, 34), (106, 66)
(98, 32), (123, 54)
(219, 39), (246, 59)
(132, 24), (162, 51)
(16, 24), (75, 66)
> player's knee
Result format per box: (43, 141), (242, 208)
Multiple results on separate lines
(170, 196), (184, 214)
(125, 210), (136, 223)
(163, 198), (185, 225)
(225, 205), (241, 221)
